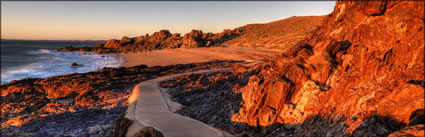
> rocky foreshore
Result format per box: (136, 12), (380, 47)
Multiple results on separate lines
(159, 65), (288, 137)
(0, 60), (245, 137)
(160, 66), (422, 137)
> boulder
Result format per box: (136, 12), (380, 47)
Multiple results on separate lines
(88, 125), (102, 134)
(132, 127), (164, 137)
(181, 29), (205, 48)
(111, 114), (133, 137)
(71, 62), (84, 67)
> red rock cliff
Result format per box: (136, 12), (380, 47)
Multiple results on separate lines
(231, 0), (424, 135)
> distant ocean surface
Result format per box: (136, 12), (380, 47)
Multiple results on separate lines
(1, 40), (123, 84)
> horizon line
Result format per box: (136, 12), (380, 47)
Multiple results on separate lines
(1, 14), (328, 41)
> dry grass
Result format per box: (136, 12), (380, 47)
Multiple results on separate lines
(223, 16), (325, 50)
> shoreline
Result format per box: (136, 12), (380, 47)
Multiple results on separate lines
(1, 47), (281, 136)
(1, 60), (246, 136)
(2, 46), (280, 85)
(1, 51), (123, 85)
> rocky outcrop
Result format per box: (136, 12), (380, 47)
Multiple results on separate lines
(181, 30), (205, 48)
(56, 15), (325, 53)
(230, 0), (424, 136)
(56, 15), (326, 53)
(57, 29), (244, 53)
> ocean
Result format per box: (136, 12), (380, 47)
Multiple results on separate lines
(1, 40), (123, 84)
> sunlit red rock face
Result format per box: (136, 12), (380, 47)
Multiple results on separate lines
(231, 0), (424, 135)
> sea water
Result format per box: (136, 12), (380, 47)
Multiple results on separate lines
(1, 40), (123, 84)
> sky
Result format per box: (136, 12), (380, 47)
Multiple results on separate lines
(1, 1), (336, 40)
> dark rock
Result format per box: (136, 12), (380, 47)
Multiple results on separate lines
(112, 114), (133, 137)
(132, 127), (164, 137)
(409, 109), (425, 126)
(71, 63), (84, 67)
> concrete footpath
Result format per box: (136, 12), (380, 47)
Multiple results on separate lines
(125, 60), (260, 137)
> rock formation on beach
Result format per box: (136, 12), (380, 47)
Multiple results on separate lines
(229, 0), (424, 136)
(57, 29), (244, 53)
(57, 16), (324, 53)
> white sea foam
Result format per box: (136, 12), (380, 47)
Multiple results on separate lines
(28, 49), (52, 54)
(1, 51), (123, 84)
(38, 49), (51, 53)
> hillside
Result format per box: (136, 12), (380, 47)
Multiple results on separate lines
(57, 16), (324, 53)
(223, 16), (325, 50)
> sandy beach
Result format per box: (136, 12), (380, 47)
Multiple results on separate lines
(120, 47), (282, 67)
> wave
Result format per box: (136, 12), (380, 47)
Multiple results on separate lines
(38, 49), (51, 53)
(1, 51), (123, 84)
(27, 49), (53, 54)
